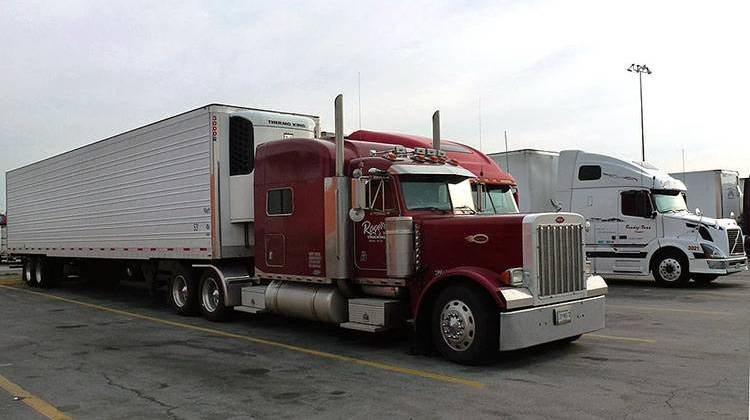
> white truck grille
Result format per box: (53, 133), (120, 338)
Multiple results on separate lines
(537, 224), (585, 297)
(727, 229), (745, 255)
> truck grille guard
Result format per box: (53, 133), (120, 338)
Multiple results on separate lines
(727, 229), (745, 256)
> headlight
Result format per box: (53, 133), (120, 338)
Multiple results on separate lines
(700, 243), (724, 259)
(501, 268), (525, 287)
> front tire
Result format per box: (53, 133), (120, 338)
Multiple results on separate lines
(168, 266), (199, 316)
(199, 270), (230, 322)
(431, 284), (498, 365)
(652, 252), (690, 287)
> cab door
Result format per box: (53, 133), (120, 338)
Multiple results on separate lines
(614, 189), (657, 273)
(353, 178), (398, 278)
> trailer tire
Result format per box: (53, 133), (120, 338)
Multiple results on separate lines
(23, 258), (36, 287)
(34, 257), (61, 288)
(431, 284), (498, 365)
(168, 267), (199, 316)
(199, 270), (230, 322)
(692, 274), (719, 285)
(652, 251), (689, 287)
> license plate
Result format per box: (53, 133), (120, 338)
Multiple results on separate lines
(554, 307), (572, 325)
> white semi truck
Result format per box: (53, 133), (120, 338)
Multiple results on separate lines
(669, 170), (743, 225)
(489, 149), (747, 286)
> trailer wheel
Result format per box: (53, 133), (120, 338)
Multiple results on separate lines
(692, 274), (719, 285)
(199, 270), (229, 322)
(652, 251), (689, 287)
(431, 284), (498, 365)
(168, 267), (199, 316)
(23, 258), (36, 287)
(34, 257), (61, 288)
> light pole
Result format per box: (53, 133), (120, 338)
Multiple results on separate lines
(627, 63), (652, 162)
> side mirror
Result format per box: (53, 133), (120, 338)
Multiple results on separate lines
(695, 208), (702, 216)
(350, 175), (369, 222)
(352, 177), (368, 209)
(651, 210), (658, 219)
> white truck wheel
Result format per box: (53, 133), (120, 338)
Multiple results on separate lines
(653, 252), (689, 287)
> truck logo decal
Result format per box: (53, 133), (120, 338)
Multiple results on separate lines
(602, 172), (638, 183)
(465, 234), (489, 244)
(362, 221), (385, 242)
(624, 224), (652, 233)
(555, 216), (565, 224)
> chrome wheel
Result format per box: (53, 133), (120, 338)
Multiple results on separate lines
(171, 275), (189, 308)
(34, 260), (43, 286)
(201, 276), (220, 313)
(439, 299), (476, 352)
(24, 259), (34, 286)
(658, 258), (682, 282)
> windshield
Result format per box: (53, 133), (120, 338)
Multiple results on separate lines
(477, 185), (519, 214)
(401, 175), (476, 214)
(653, 189), (688, 213)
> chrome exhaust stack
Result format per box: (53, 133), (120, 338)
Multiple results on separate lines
(432, 110), (440, 151)
(325, 94), (352, 281)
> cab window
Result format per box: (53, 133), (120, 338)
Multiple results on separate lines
(267, 188), (293, 215)
(365, 179), (397, 214)
(621, 190), (653, 218)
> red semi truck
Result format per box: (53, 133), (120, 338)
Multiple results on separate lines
(7, 96), (607, 364)
(347, 130), (520, 215)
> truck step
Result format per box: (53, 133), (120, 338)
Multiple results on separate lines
(236, 285), (268, 313)
(340, 298), (405, 333)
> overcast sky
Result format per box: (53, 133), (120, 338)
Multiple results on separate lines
(1, 0), (749, 211)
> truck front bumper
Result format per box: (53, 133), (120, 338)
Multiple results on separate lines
(691, 256), (747, 275)
(499, 295), (605, 351)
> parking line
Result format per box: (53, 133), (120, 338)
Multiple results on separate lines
(607, 304), (731, 316)
(585, 334), (656, 344)
(0, 278), (21, 286)
(693, 291), (750, 299)
(0, 285), (486, 390)
(0, 373), (71, 420)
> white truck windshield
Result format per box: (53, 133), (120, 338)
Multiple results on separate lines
(401, 175), (476, 214)
(480, 186), (519, 214)
(653, 190), (688, 214)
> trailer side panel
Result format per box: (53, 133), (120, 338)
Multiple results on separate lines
(7, 108), (214, 260)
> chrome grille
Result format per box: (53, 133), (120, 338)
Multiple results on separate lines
(537, 224), (585, 297)
(728, 229), (745, 255)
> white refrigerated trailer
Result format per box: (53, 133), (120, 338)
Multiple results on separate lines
(487, 149), (559, 213)
(6, 104), (319, 316)
(669, 170), (743, 225)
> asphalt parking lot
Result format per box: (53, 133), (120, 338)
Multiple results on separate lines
(0, 267), (748, 420)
